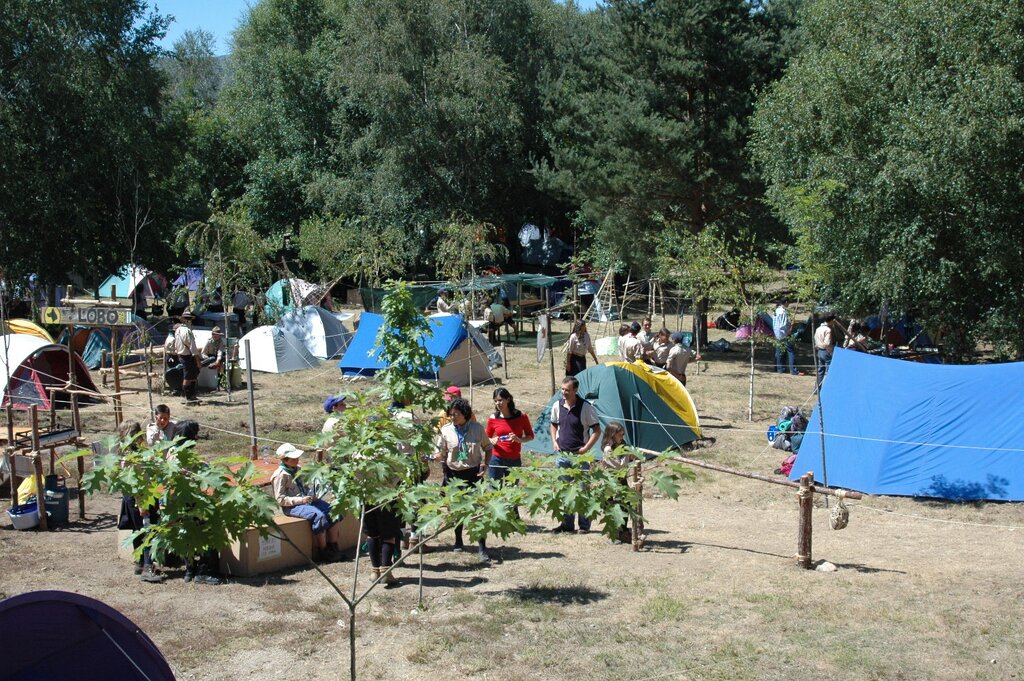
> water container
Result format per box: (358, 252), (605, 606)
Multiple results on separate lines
(43, 475), (69, 528)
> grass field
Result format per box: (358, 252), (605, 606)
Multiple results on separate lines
(1, 314), (1022, 680)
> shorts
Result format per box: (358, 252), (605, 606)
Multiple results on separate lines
(180, 354), (199, 380)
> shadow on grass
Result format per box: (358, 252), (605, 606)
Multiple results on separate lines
(644, 538), (691, 554)
(54, 511), (118, 533)
(503, 583), (608, 606)
(488, 546), (565, 563)
(824, 560), (906, 575)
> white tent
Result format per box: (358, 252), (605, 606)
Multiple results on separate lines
(238, 326), (319, 374)
(277, 306), (352, 359)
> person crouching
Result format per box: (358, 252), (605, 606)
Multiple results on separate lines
(272, 443), (344, 563)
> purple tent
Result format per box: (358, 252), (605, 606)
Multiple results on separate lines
(0, 590), (174, 680)
(172, 266), (204, 292)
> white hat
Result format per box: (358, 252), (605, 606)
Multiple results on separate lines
(276, 443), (303, 459)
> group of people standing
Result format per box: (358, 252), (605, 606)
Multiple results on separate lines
(601, 318), (699, 385)
(163, 312), (227, 403)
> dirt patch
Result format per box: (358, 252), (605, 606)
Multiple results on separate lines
(2, 315), (1022, 680)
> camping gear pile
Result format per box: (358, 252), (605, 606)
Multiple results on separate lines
(771, 406), (809, 476)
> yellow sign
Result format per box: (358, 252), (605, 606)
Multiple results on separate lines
(40, 307), (133, 326)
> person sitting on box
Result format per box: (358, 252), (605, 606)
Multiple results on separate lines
(272, 443), (344, 563)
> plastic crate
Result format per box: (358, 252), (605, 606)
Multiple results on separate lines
(7, 503), (40, 530)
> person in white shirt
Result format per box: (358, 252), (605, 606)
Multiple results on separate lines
(170, 313), (202, 403)
(814, 312), (837, 387)
(773, 299), (798, 375)
(666, 333), (699, 386)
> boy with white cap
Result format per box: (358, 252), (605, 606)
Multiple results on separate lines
(271, 443), (344, 562)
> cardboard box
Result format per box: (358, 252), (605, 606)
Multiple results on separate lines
(220, 515), (313, 577)
(116, 511), (364, 576)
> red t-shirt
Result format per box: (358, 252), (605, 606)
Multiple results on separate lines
(485, 412), (534, 460)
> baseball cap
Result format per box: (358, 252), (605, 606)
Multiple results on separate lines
(323, 394), (348, 414)
(276, 443), (303, 459)
(444, 386), (462, 401)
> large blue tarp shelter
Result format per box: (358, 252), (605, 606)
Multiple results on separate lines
(790, 349), (1024, 501)
(337, 313), (492, 385)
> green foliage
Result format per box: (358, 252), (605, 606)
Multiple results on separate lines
(296, 215), (415, 288)
(432, 214), (509, 283)
(537, 0), (786, 275)
(375, 280), (448, 411)
(751, 0), (1024, 360)
(656, 225), (775, 313)
(73, 438), (277, 563)
(175, 197), (275, 308)
(0, 0), (181, 284)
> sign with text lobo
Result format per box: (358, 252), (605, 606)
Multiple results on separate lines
(41, 306), (133, 326)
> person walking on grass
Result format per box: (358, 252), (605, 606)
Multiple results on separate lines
(485, 388), (534, 485)
(773, 299), (798, 376)
(550, 375), (602, 534)
(814, 312), (837, 387)
(434, 398), (493, 563)
(565, 319), (600, 377)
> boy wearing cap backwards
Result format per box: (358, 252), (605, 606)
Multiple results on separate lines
(272, 443), (344, 562)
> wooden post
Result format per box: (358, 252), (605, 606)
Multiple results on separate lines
(145, 343), (154, 415)
(631, 460), (644, 552)
(6, 406), (15, 503)
(33, 452), (47, 531)
(245, 339), (257, 460)
(796, 472), (813, 569)
(30, 405), (40, 453)
(111, 329), (122, 428)
(72, 393), (85, 519)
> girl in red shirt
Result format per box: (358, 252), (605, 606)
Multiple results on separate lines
(485, 388), (534, 482)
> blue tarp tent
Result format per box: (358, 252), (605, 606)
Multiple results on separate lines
(337, 313), (492, 386)
(790, 349), (1024, 501)
(0, 590), (175, 680)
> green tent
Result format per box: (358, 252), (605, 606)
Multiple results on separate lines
(524, 363), (701, 456)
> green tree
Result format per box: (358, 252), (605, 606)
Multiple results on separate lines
(0, 0), (180, 285)
(73, 437), (278, 566)
(751, 0), (1024, 360)
(536, 0), (784, 272)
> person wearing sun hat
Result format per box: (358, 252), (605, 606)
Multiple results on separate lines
(271, 443), (344, 562)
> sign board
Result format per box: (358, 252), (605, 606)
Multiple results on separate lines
(42, 307), (133, 326)
(257, 535), (282, 561)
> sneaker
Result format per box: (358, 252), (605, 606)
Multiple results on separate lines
(193, 574), (224, 585)
(576, 528), (589, 535)
(452, 543), (464, 553)
(478, 551), (491, 564)
(140, 567), (164, 584)
(133, 563), (143, 575)
(551, 525), (574, 533)
(319, 548), (344, 563)
(182, 570), (194, 583)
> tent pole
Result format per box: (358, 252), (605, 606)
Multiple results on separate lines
(546, 308), (555, 394)
(111, 328), (122, 428)
(245, 339), (257, 460)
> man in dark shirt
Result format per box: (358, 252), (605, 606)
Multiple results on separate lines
(549, 375), (602, 533)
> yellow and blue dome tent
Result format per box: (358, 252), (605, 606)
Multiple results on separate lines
(524, 361), (701, 455)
